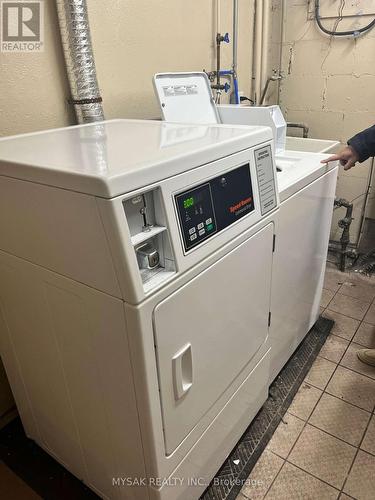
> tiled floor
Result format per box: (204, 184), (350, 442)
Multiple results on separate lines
(237, 265), (375, 500)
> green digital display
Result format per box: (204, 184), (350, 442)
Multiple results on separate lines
(183, 196), (194, 209)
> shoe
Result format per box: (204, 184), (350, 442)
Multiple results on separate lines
(357, 349), (375, 367)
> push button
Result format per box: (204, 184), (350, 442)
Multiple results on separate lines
(190, 233), (197, 241)
(189, 227), (196, 235)
(205, 218), (212, 225)
(198, 228), (205, 236)
(197, 222), (204, 230)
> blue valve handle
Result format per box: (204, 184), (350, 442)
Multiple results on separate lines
(224, 82), (231, 93)
(223, 32), (230, 43)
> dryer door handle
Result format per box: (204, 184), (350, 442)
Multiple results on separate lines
(172, 343), (193, 400)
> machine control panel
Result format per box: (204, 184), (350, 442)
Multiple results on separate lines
(175, 164), (254, 252)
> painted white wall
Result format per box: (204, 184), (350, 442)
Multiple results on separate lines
(0, 0), (255, 136)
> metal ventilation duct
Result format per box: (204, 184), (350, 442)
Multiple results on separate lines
(56, 0), (104, 123)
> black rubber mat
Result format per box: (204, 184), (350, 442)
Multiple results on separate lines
(200, 315), (334, 500)
(0, 316), (333, 500)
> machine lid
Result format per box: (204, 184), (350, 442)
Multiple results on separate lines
(154, 72), (221, 125)
(0, 119), (272, 198)
(276, 151), (338, 202)
(285, 137), (339, 154)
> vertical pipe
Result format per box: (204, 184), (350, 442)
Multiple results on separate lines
(277, 0), (286, 104)
(254, 0), (263, 104)
(215, 0), (221, 99)
(261, 0), (270, 103)
(250, 1), (257, 100)
(356, 158), (374, 247)
(232, 0), (240, 104)
(233, 77), (239, 104)
(216, 35), (221, 90)
(216, 0), (221, 33)
(232, 0), (239, 74)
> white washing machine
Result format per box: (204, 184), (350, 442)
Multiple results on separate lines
(270, 151), (338, 380)
(217, 105), (339, 380)
(154, 72), (338, 383)
(0, 119), (279, 500)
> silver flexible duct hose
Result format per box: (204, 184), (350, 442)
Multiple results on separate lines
(56, 0), (104, 123)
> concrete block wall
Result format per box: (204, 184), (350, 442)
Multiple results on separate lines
(271, 0), (375, 242)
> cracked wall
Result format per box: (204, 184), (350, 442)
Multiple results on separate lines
(273, 0), (375, 242)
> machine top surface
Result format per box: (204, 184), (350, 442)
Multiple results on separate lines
(276, 150), (338, 201)
(285, 137), (339, 154)
(0, 119), (271, 198)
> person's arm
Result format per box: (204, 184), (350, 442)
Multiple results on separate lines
(321, 145), (358, 170)
(348, 124), (375, 162)
(321, 124), (375, 170)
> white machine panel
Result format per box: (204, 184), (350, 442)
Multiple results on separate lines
(154, 72), (220, 124)
(0, 251), (146, 499)
(270, 167), (338, 381)
(154, 223), (273, 454)
(218, 105), (287, 154)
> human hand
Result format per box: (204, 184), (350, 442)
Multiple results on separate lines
(320, 145), (359, 170)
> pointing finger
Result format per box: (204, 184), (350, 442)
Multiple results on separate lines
(321, 154), (340, 164)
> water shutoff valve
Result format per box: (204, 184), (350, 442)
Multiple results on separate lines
(217, 32), (230, 44)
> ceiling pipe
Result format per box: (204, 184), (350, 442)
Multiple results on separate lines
(55, 0), (104, 123)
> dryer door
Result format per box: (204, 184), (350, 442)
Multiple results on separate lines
(153, 223), (274, 455)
